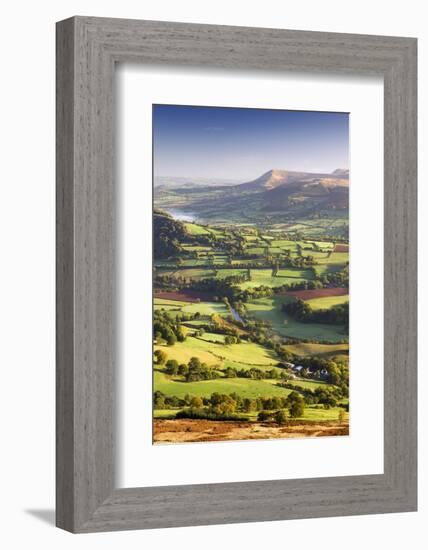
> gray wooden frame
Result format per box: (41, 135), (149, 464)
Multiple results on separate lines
(56, 16), (417, 533)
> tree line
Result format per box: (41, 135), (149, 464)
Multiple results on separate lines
(282, 298), (349, 327)
(154, 390), (306, 423)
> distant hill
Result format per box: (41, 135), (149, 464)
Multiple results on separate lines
(154, 176), (241, 188)
(154, 168), (349, 223)
(236, 169), (348, 191)
(331, 168), (349, 178)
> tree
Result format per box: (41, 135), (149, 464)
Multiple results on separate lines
(224, 367), (237, 378)
(166, 332), (177, 346)
(153, 394), (165, 409)
(165, 359), (179, 375)
(176, 326), (186, 342)
(274, 409), (288, 425)
(154, 349), (167, 365)
(190, 396), (203, 408)
(188, 357), (201, 370)
(288, 392), (305, 418)
(327, 363), (341, 385)
(209, 393), (237, 415)
(178, 363), (188, 376)
(243, 398), (257, 412)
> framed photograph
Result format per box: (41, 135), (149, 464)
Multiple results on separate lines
(56, 16), (417, 532)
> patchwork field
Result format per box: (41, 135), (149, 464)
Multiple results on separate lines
(153, 210), (349, 443)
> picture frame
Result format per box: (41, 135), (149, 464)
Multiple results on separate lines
(56, 16), (417, 533)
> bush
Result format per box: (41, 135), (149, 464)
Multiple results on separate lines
(176, 408), (248, 422)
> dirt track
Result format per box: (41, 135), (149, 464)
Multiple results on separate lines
(154, 419), (349, 444)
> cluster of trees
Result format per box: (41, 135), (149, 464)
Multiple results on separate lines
(153, 391), (187, 410)
(159, 355), (293, 384)
(224, 335), (240, 345)
(159, 356), (222, 382)
(154, 390), (306, 421)
(153, 310), (186, 345)
(257, 392), (305, 421)
(222, 366), (291, 381)
(175, 408), (248, 422)
(277, 383), (343, 408)
(186, 277), (242, 302)
(184, 357), (221, 382)
(153, 210), (187, 259)
(282, 299), (349, 327)
(319, 265), (349, 287)
(174, 392), (243, 420)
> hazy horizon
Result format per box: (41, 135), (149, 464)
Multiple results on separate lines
(153, 104), (349, 181)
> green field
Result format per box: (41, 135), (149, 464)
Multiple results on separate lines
(287, 378), (334, 390)
(181, 302), (229, 316)
(183, 222), (211, 235)
(306, 295), (349, 310)
(154, 298), (189, 307)
(155, 337), (279, 368)
(154, 304), (182, 311)
(245, 247), (266, 255)
(216, 268), (248, 279)
(239, 268), (313, 290)
(317, 252), (349, 265)
(197, 332), (227, 343)
(155, 299), (229, 318)
(154, 403), (348, 422)
(154, 370), (294, 399)
(270, 239), (299, 249)
(181, 244), (213, 251)
(284, 342), (349, 358)
(245, 296), (346, 342)
(313, 264), (345, 277)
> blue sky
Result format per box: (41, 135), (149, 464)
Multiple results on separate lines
(153, 104), (349, 181)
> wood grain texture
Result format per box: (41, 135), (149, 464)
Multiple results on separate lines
(56, 16), (417, 533)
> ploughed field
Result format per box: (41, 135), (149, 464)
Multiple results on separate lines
(153, 211), (349, 443)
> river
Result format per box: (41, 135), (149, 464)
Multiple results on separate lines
(230, 307), (244, 323)
(164, 209), (196, 222)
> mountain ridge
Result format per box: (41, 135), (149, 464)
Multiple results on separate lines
(236, 168), (349, 192)
(154, 167), (349, 222)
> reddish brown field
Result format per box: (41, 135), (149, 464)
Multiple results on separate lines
(154, 290), (210, 303)
(334, 243), (349, 252)
(286, 287), (348, 301)
(154, 419), (349, 443)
